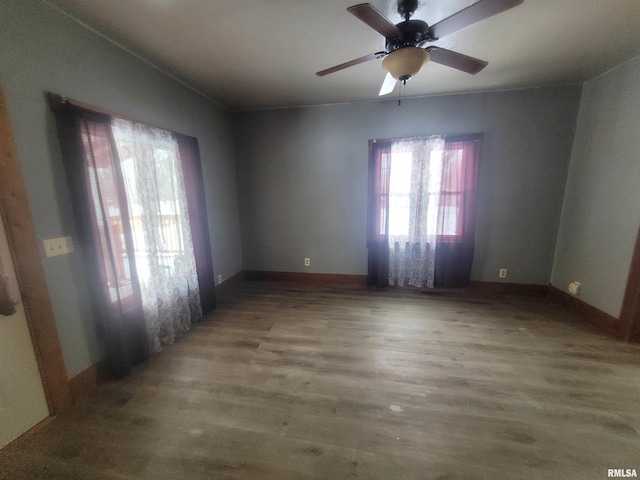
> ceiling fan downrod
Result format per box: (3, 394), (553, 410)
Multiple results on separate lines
(397, 0), (419, 21)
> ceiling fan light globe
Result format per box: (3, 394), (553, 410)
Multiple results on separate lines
(382, 47), (430, 80)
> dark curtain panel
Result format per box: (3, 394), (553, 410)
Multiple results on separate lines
(434, 134), (482, 288)
(366, 141), (392, 288)
(174, 133), (216, 314)
(51, 100), (148, 377)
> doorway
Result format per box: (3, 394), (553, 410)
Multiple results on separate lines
(0, 86), (73, 447)
(0, 218), (49, 447)
(619, 224), (640, 342)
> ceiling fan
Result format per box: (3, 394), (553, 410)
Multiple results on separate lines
(316, 0), (524, 96)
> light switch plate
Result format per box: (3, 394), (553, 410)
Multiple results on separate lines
(43, 236), (74, 258)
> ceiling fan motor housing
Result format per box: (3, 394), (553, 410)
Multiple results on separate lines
(385, 19), (432, 52)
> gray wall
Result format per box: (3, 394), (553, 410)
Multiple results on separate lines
(552, 56), (640, 317)
(234, 87), (581, 284)
(0, 0), (243, 376)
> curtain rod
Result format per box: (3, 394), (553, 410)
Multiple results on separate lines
(47, 92), (174, 134)
(370, 133), (482, 144)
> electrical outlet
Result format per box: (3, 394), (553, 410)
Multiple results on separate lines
(568, 281), (581, 295)
(43, 236), (74, 258)
(217, 274), (223, 284)
(304, 258), (310, 267)
(499, 268), (508, 279)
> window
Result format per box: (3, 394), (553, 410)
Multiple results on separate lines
(52, 95), (217, 374)
(386, 144), (470, 240)
(116, 136), (189, 285)
(430, 148), (462, 239)
(366, 134), (481, 289)
(387, 151), (412, 236)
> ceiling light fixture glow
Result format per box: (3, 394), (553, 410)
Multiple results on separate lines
(382, 47), (430, 82)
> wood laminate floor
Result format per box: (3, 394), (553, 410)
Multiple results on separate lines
(1, 281), (639, 479)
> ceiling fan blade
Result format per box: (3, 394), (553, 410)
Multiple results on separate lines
(428, 0), (524, 39)
(378, 72), (397, 96)
(427, 47), (488, 74)
(347, 3), (403, 38)
(316, 52), (384, 77)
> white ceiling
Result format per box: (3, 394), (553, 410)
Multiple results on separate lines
(45, 0), (640, 111)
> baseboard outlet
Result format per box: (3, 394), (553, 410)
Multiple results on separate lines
(548, 284), (618, 336)
(215, 270), (244, 299)
(69, 362), (103, 402)
(244, 270), (367, 286)
(469, 281), (549, 297)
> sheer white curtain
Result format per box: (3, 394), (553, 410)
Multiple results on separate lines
(388, 136), (445, 288)
(112, 119), (201, 353)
